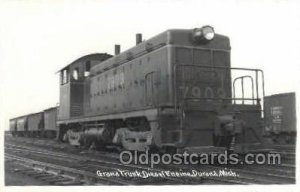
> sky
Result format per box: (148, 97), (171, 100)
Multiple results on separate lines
(0, 0), (299, 130)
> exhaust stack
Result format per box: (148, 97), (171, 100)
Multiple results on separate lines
(136, 33), (142, 45)
(115, 44), (120, 55)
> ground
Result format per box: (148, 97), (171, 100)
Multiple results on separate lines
(5, 160), (48, 186)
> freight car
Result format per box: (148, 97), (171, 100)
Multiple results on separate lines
(9, 54), (113, 139)
(43, 107), (58, 138)
(16, 115), (28, 137)
(9, 107), (58, 138)
(27, 112), (44, 137)
(9, 118), (17, 136)
(264, 92), (297, 144)
(55, 26), (266, 153)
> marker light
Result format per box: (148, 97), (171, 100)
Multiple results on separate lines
(193, 25), (215, 43)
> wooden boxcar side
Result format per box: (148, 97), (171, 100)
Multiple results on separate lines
(27, 112), (44, 137)
(44, 107), (57, 131)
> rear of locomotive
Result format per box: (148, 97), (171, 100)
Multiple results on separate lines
(160, 26), (266, 154)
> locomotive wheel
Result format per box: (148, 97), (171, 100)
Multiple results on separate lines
(80, 137), (105, 150)
(45, 131), (56, 139)
(44, 131), (50, 138)
(81, 137), (92, 149)
(43, 131), (46, 138)
(37, 131), (42, 138)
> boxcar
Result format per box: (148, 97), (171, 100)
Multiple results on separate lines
(43, 107), (57, 138)
(264, 92), (297, 144)
(27, 112), (44, 137)
(16, 116), (28, 136)
(9, 118), (17, 136)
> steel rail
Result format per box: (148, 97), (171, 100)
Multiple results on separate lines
(5, 153), (128, 185)
(5, 144), (196, 185)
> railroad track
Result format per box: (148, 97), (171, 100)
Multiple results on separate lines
(271, 150), (296, 164)
(4, 144), (241, 185)
(217, 164), (295, 183)
(5, 144), (201, 185)
(5, 143), (295, 185)
(273, 144), (296, 151)
(7, 135), (297, 159)
(6, 136), (296, 165)
(5, 135), (296, 184)
(5, 154), (124, 185)
(5, 136), (120, 158)
(164, 162), (295, 184)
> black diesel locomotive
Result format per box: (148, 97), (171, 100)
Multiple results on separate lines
(10, 26), (267, 153)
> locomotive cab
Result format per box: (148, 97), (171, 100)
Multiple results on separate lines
(57, 53), (112, 142)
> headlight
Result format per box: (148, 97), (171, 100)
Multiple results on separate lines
(202, 26), (215, 40)
(193, 25), (215, 43)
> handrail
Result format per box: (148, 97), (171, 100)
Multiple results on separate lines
(233, 75), (255, 105)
